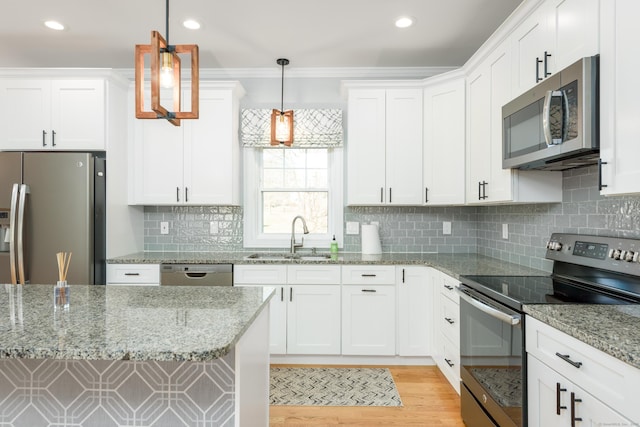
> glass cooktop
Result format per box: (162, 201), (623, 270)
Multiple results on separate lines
(460, 274), (640, 311)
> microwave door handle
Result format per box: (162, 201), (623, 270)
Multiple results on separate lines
(562, 90), (570, 142)
(543, 90), (564, 147)
(456, 287), (521, 325)
(9, 183), (19, 284)
(16, 184), (29, 284)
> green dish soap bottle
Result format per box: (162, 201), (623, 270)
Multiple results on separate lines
(330, 235), (338, 257)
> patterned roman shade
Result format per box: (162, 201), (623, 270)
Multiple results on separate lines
(241, 109), (343, 148)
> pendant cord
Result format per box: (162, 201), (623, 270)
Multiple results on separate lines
(165, 0), (170, 45)
(280, 62), (284, 113)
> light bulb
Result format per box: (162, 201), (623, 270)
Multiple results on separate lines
(275, 114), (291, 142)
(160, 52), (174, 89)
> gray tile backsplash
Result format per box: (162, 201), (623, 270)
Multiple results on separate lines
(143, 165), (640, 273)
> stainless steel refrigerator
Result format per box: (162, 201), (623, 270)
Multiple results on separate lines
(0, 152), (106, 285)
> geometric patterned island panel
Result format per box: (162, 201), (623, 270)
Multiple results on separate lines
(0, 349), (235, 427)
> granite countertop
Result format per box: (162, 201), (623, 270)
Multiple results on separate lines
(0, 284), (273, 362)
(108, 251), (547, 279)
(524, 304), (640, 370)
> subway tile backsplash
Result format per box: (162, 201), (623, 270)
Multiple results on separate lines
(144, 165), (640, 273)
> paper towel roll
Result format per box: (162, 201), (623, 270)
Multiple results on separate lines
(361, 224), (382, 255)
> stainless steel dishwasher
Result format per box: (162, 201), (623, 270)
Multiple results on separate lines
(160, 264), (233, 286)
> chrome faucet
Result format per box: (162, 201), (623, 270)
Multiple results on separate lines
(290, 215), (309, 254)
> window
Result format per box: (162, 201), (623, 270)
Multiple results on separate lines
(243, 147), (343, 249)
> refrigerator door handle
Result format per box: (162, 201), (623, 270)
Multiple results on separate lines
(16, 184), (30, 284)
(9, 183), (20, 284)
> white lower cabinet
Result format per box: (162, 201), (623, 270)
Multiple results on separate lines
(528, 355), (633, 427)
(527, 316), (639, 425)
(106, 263), (160, 286)
(234, 264), (341, 355)
(342, 284), (396, 355)
(287, 284), (341, 354)
(396, 266), (432, 356)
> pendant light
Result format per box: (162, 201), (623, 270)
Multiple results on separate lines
(271, 58), (294, 146)
(134, 0), (199, 126)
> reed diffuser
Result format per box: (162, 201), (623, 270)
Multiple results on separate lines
(55, 252), (72, 310)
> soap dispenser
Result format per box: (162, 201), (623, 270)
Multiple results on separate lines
(330, 235), (338, 254)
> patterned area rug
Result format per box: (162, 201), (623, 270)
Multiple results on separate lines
(270, 367), (403, 407)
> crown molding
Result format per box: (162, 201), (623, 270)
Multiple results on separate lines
(114, 66), (458, 80)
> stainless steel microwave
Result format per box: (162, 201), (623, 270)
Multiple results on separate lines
(502, 56), (599, 170)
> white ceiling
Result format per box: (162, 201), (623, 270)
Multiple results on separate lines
(0, 0), (523, 72)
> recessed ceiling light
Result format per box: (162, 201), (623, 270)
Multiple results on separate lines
(395, 16), (414, 29)
(183, 19), (201, 30)
(44, 20), (65, 31)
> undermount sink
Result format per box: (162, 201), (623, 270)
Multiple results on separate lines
(244, 253), (332, 261)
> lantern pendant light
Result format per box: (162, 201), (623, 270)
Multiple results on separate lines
(271, 58), (294, 146)
(134, 0), (199, 126)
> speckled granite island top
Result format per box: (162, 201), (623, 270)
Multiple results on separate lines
(524, 304), (640, 370)
(108, 251), (547, 279)
(0, 284), (273, 362)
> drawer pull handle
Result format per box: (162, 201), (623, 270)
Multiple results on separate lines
(570, 392), (582, 427)
(444, 317), (455, 325)
(556, 382), (567, 415)
(280, 287), (284, 302)
(362, 289), (377, 293)
(361, 274), (377, 277)
(444, 285), (454, 290)
(555, 352), (582, 368)
(124, 273), (140, 276)
(444, 358), (454, 367)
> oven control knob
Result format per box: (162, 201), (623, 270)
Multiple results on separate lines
(548, 241), (563, 251)
(635, 252), (640, 263)
(612, 249), (622, 260)
(625, 251), (635, 262)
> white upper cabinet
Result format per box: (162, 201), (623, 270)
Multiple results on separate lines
(511, 0), (600, 96)
(130, 82), (244, 205)
(345, 85), (423, 205)
(0, 79), (105, 150)
(423, 72), (466, 205)
(599, 0), (640, 196)
(465, 11), (562, 205)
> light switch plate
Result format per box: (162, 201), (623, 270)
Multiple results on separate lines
(346, 221), (359, 235)
(160, 221), (169, 235)
(443, 221), (452, 235)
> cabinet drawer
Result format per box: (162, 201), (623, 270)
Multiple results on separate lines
(233, 265), (286, 284)
(441, 274), (460, 302)
(106, 264), (160, 285)
(287, 265), (341, 284)
(526, 316), (640, 422)
(438, 334), (461, 394)
(441, 294), (460, 345)
(342, 265), (395, 285)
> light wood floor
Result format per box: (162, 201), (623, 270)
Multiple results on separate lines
(269, 365), (465, 426)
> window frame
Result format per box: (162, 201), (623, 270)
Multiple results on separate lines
(243, 147), (344, 249)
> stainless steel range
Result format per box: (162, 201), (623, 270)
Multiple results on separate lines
(458, 233), (640, 427)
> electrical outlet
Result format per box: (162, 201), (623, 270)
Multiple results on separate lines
(160, 221), (169, 235)
(209, 221), (219, 235)
(346, 221), (359, 235)
(502, 223), (509, 240)
(443, 221), (452, 235)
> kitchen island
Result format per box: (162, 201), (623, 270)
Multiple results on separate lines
(0, 284), (272, 427)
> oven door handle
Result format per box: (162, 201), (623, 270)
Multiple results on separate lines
(456, 287), (521, 326)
